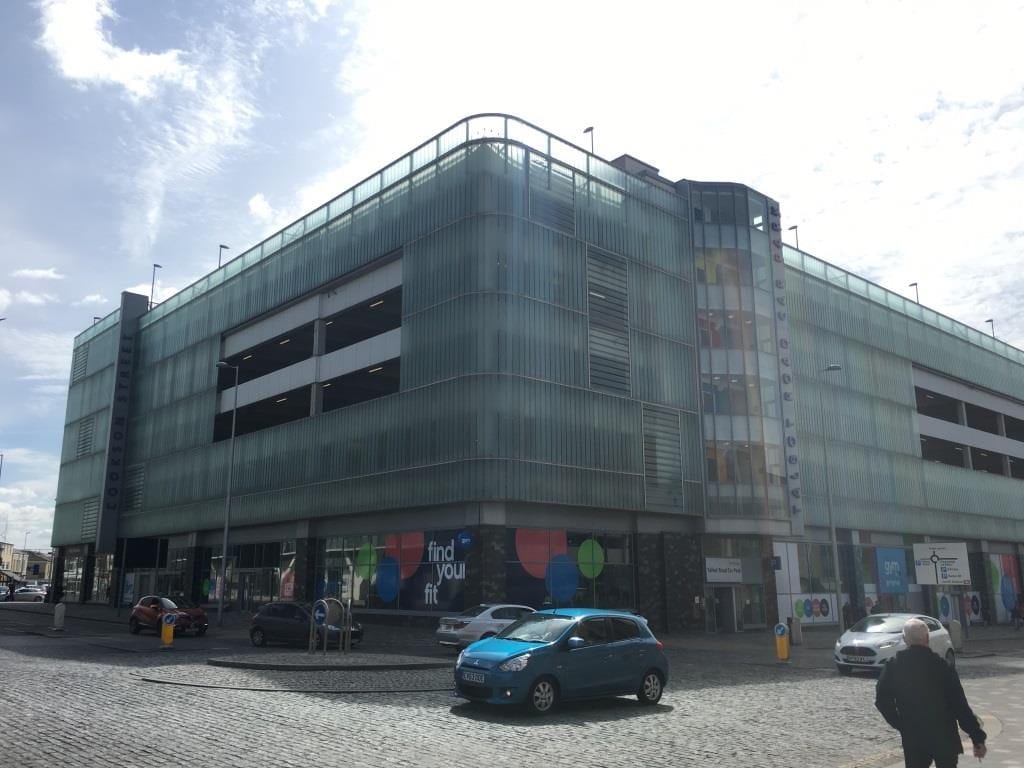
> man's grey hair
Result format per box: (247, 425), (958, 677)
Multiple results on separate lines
(902, 618), (930, 646)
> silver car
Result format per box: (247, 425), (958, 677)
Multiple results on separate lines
(834, 612), (954, 674)
(13, 587), (46, 602)
(436, 603), (534, 647)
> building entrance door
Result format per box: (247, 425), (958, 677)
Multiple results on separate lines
(708, 587), (739, 633)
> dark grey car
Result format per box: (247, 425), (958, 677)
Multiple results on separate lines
(249, 601), (363, 647)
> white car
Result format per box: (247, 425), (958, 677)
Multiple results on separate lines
(834, 612), (954, 675)
(435, 603), (534, 647)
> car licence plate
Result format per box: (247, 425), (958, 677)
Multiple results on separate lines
(461, 670), (485, 684)
(843, 656), (870, 665)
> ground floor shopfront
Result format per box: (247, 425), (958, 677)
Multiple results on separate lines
(50, 512), (1024, 633)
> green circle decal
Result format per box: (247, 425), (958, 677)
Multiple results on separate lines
(577, 539), (605, 579)
(794, 599), (805, 618)
(356, 543), (378, 580)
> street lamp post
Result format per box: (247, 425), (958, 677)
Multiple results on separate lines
(787, 224), (800, 251)
(218, 244), (230, 268)
(583, 126), (594, 154)
(909, 282), (919, 303)
(818, 363), (845, 632)
(985, 319), (995, 338)
(215, 361), (240, 627)
(149, 264), (162, 310)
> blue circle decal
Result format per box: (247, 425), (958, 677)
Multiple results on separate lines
(1001, 575), (1016, 612)
(940, 595), (950, 617)
(376, 556), (400, 603)
(545, 554), (578, 602)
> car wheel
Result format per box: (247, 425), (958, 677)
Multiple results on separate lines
(945, 649), (955, 669)
(836, 664), (853, 676)
(34, 596), (43, 602)
(129, 618), (141, 635)
(250, 628), (267, 647)
(526, 677), (558, 715)
(637, 669), (664, 705)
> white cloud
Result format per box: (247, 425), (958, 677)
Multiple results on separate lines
(0, 328), (72, 382)
(247, 192), (278, 223)
(72, 294), (109, 307)
(0, 288), (9, 314)
(37, 0), (197, 100)
(0, 448), (60, 550)
(13, 291), (58, 306)
(11, 267), (65, 280)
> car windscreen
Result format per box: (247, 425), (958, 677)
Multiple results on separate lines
(497, 614), (576, 643)
(458, 605), (489, 617)
(159, 598), (182, 610)
(849, 616), (907, 633)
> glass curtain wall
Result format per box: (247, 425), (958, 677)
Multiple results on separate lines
(692, 184), (786, 519)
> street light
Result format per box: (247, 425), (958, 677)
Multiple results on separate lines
(218, 244), (230, 268)
(23, 532), (29, 551)
(818, 363), (845, 632)
(908, 283), (919, 304)
(215, 360), (240, 627)
(149, 264), (162, 310)
(583, 126), (594, 154)
(787, 225), (800, 251)
(985, 319), (995, 338)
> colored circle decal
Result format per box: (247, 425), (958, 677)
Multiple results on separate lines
(384, 532), (424, 579)
(516, 529), (567, 579)
(939, 595), (951, 618)
(577, 539), (605, 579)
(794, 599), (805, 618)
(811, 599), (821, 617)
(356, 543), (378, 580)
(546, 554), (578, 602)
(1001, 574), (1016, 612)
(819, 599), (830, 617)
(804, 599), (812, 618)
(375, 556), (400, 603)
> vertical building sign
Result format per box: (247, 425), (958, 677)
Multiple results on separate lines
(95, 293), (149, 554)
(767, 200), (803, 535)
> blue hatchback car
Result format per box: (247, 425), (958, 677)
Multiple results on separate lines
(453, 608), (669, 714)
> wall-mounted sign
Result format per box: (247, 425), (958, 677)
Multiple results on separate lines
(705, 557), (743, 583)
(768, 201), (803, 535)
(912, 543), (970, 586)
(876, 547), (908, 594)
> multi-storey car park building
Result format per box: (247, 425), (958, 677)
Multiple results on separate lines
(50, 114), (1024, 632)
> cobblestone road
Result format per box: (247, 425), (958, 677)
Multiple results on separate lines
(2, 610), (1023, 768)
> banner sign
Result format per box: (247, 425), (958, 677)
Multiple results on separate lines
(876, 547), (908, 594)
(705, 557), (743, 583)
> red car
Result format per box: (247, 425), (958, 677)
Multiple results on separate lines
(129, 595), (208, 636)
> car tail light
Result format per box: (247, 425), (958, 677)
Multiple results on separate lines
(453, 622), (469, 629)
(656, 640), (664, 650)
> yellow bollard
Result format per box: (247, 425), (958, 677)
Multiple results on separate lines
(774, 623), (790, 661)
(160, 613), (176, 649)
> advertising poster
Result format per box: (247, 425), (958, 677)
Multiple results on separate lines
(963, 592), (983, 625)
(988, 554), (1021, 624)
(791, 593), (838, 624)
(876, 548), (908, 594)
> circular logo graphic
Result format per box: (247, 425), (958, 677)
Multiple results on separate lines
(515, 529), (567, 579)
(545, 554), (578, 602)
(794, 599), (805, 618)
(577, 539), (605, 579)
(939, 595), (951, 618)
(375, 556), (400, 603)
(356, 543), (378, 580)
(456, 529), (474, 553)
(384, 532), (424, 579)
(804, 599), (813, 618)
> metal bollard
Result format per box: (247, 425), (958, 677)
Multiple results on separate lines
(774, 623), (790, 662)
(52, 602), (66, 632)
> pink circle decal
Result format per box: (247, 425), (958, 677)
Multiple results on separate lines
(812, 599), (821, 617)
(385, 532), (425, 579)
(515, 529), (567, 579)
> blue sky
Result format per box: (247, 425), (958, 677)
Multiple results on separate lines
(1, 0), (1022, 550)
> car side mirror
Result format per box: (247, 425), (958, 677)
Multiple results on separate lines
(567, 636), (585, 650)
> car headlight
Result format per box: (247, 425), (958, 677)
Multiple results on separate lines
(456, 650), (465, 667)
(498, 654), (531, 672)
(834, 639), (842, 648)
(878, 639), (903, 650)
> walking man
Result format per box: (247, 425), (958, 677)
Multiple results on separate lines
(875, 618), (986, 767)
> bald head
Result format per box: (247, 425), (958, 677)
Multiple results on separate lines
(902, 618), (930, 646)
